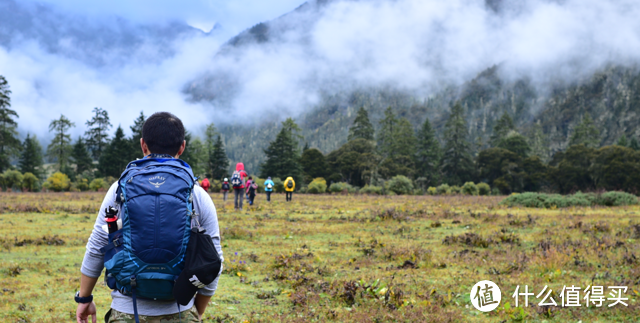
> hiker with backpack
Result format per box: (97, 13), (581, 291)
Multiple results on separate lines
(245, 177), (253, 203)
(284, 176), (295, 202)
(221, 178), (230, 202)
(201, 178), (211, 192)
(264, 177), (274, 202)
(246, 177), (258, 205)
(76, 112), (223, 323)
(231, 163), (248, 211)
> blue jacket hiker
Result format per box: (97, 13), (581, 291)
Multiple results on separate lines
(264, 177), (274, 202)
(75, 112), (224, 323)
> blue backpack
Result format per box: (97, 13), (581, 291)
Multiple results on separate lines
(101, 157), (195, 308)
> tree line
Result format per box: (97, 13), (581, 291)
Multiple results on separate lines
(259, 103), (640, 195)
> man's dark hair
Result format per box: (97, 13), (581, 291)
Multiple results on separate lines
(142, 112), (185, 156)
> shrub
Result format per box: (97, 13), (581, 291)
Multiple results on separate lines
(272, 177), (285, 193)
(596, 191), (639, 206)
(254, 178), (265, 193)
(427, 187), (437, 195)
(22, 172), (40, 192)
(307, 178), (327, 194)
(360, 185), (383, 195)
(477, 183), (491, 196)
(329, 182), (355, 193)
(450, 185), (461, 194)
(44, 172), (71, 192)
(436, 184), (450, 195)
(74, 177), (90, 191)
(3, 170), (23, 191)
(462, 182), (478, 195)
(89, 178), (107, 191)
(104, 176), (117, 186)
(387, 175), (414, 195)
(500, 192), (638, 208)
(491, 187), (501, 196)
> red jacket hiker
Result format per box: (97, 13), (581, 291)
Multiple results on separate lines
(201, 178), (211, 192)
(234, 163), (248, 189)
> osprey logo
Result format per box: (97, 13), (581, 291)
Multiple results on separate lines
(189, 275), (206, 288)
(149, 176), (166, 188)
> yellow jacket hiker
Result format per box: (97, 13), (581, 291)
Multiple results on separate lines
(284, 177), (295, 202)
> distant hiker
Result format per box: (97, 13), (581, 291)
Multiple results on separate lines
(221, 178), (230, 201)
(284, 176), (295, 202)
(245, 177), (253, 202)
(231, 163), (248, 210)
(264, 177), (274, 202)
(201, 177), (211, 192)
(75, 112), (223, 323)
(247, 179), (258, 205)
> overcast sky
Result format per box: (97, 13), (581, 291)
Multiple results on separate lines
(24, 0), (306, 38)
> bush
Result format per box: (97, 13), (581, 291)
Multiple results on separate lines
(22, 172), (40, 192)
(44, 172), (71, 192)
(307, 178), (327, 194)
(596, 191), (639, 206)
(254, 178), (265, 193)
(427, 187), (437, 195)
(500, 191), (638, 208)
(387, 175), (414, 195)
(462, 182), (479, 195)
(3, 170), (23, 191)
(477, 183), (491, 196)
(360, 185), (383, 195)
(272, 177), (285, 193)
(74, 176), (90, 191)
(491, 187), (501, 196)
(329, 182), (355, 193)
(436, 184), (450, 195)
(89, 178), (108, 191)
(450, 185), (461, 194)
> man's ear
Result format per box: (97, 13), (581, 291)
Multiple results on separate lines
(140, 138), (150, 156)
(175, 140), (186, 158)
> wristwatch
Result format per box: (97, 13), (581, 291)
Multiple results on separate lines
(75, 291), (94, 304)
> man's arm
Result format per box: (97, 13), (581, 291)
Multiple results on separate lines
(194, 294), (211, 318)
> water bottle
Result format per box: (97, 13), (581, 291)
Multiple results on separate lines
(105, 206), (120, 234)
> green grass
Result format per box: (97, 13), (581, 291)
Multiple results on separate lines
(0, 192), (639, 322)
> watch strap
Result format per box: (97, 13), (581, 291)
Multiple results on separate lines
(75, 291), (93, 304)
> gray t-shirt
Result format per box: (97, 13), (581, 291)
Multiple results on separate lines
(81, 182), (224, 316)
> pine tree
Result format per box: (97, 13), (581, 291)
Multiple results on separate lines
(85, 107), (112, 160)
(47, 115), (75, 171)
(98, 126), (130, 178)
(416, 117), (441, 184)
(617, 135), (628, 147)
(180, 132), (208, 178)
(348, 107), (374, 141)
(260, 119), (303, 182)
(210, 135), (229, 180)
(377, 107), (397, 157)
(204, 123), (218, 176)
(441, 102), (474, 185)
(630, 137), (640, 151)
(300, 148), (328, 182)
(128, 111), (145, 160)
(490, 113), (515, 147)
(528, 122), (549, 161)
(0, 75), (20, 172)
(498, 131), (530, 158)
(71, 137), (94, 175)
(19, 134), (44, 178)
(569, 113), (600, 148)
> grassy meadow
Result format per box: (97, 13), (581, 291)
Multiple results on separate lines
(0, 191), (639, 322)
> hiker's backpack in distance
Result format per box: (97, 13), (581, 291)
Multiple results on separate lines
(221, 182), (230, 191)
(101, 158), (195, 301)
(231, 171), (242, 188)
(287, 179), (293, 188)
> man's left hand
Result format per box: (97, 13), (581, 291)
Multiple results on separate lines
(76, 301), (97, 323)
